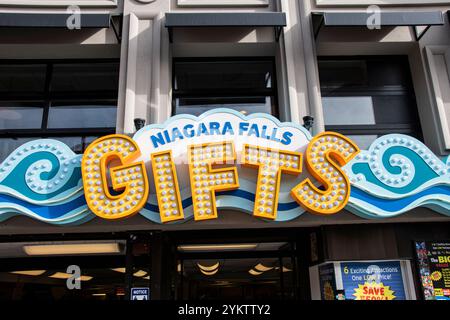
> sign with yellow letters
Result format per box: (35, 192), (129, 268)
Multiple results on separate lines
(81, 109), (359, 223)
(0, 108), (449, 225)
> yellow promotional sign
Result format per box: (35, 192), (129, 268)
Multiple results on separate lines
(353, 282), (396, 300)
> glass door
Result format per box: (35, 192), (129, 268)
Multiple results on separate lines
(175, 242), (298, 300)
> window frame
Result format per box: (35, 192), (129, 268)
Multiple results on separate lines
(425, 46), (450, 152)
(0, 0), (118, 7)
(171, 57), (280, 118)
(319, 55), (423, 142)
(0, 58), (119, 146)
(315, 0), (450, 6)
(177, 0), (269, 7)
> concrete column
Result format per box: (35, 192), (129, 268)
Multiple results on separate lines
(279, 0), (324, 133)
(117, 0), (171, 134)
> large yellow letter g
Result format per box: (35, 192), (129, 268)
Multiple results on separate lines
(81, 134), (149, 220)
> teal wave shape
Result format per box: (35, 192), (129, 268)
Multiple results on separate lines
(1, 151), (82, 201)
(351, 146), (439, 194)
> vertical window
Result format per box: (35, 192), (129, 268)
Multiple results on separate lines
(0, 60), (119, 161)
(318, 56), (423, 149)
(172, 58), (279, 117)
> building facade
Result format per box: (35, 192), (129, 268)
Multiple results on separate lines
(0, 0), (449, 301)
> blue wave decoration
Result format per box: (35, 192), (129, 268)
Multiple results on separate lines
(0, 139), (91, 225)
(0, 133), (448, 225)
(344, 134), (450, 218)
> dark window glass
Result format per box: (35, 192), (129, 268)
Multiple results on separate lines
(174, 97), (274, 117)
(0, 60), (119, 161)
(0, 102), (44, 129)
(0, 136), (104, 160)
(0, 64), (46, 95)
(346, 135), (381, 150)
(172, 59), (278, 117)
(51, 63), (119, 94)
(318, 60), (368, 88)
(0, 137), (38, 162)
(55, 136), (103, 154)
(174, 61), (273, 91)
(319, 56), (422, 147)
(47, 102), (117, 129)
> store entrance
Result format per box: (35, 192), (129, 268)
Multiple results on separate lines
(175, 242), (299, 300)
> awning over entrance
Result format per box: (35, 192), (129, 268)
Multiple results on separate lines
(312, 11), (445, 41)
(165, 12), (287, 42)
(0, 12), (111, 28)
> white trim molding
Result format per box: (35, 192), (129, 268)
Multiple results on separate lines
(118, 12), (170, 133)
(122, 13), (157, 134)
(316, 0), (450, 6)
(425, 46), (450, 152)
(0, 0), (118, 7)
(177, 0), (269, 7)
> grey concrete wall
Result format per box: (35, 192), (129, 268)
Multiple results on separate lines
(0, 1), (122, 58)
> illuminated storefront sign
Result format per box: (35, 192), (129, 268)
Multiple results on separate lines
(81, 109), (358, 222)
(0, 109), (449, 225)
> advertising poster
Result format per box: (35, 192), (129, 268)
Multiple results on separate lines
(340, 261), (407, 300)
(415, 241), (450, 300)
(319, 264), (337, 300)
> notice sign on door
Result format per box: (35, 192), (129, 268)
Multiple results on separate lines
(131, 288), (150, 300)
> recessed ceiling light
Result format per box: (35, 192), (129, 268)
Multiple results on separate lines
(197, 262), (219, 272)
(200, 268), (219, 276)
(10, 270), (46, 276)
(133, 270), (147, 277)
(249, 269), (263, 276)
(112, 268), (148, 278)
(24, 243), (121, 256)
(254, 263), (273, 272)
(49, 272), (92, 281)
(212, 281), (232, 286)
(178, 244), (257, 252)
